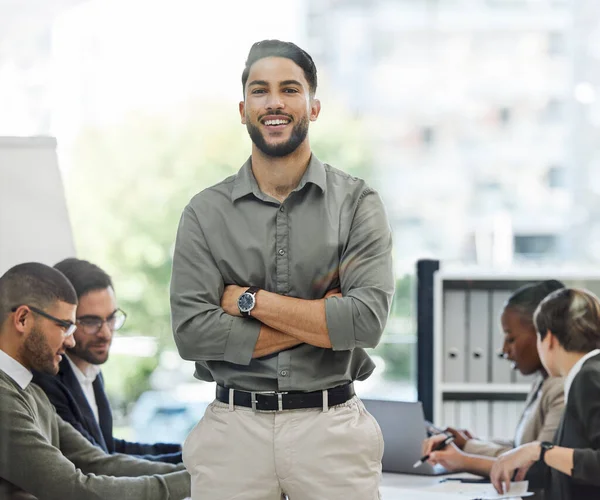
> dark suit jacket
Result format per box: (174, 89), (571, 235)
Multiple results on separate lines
(539, 353), (600, 500)
(32, 357), (182, 464)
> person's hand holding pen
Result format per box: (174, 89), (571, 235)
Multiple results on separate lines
(414, 434), (455, 467)
(420, 433), (470, 471)
(443, 427), (474, 450)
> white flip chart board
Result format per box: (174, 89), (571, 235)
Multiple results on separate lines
(0, 136), (75, 275)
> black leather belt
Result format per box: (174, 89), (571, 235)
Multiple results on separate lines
(215, 383), (355, 411)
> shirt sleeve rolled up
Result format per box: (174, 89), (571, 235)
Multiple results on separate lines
(170, 204), (261, 366)
(325, 189), (394, 351)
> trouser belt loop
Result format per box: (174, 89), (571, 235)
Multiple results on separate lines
(251, 392), (257, 412)
(322, 389), (329, 412)
(229, 388), (235, 411)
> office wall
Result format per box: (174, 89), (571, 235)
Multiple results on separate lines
(0, 136), (75, 275)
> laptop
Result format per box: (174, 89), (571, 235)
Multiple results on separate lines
(362, 399), (448, 476)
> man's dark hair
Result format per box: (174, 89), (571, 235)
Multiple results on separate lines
(241, 39), (318, 97)
(0, 262), (77, 327)
(53, 258), (113, 299)
(535, 287), (600, 353)
(506, 279), (565, 324)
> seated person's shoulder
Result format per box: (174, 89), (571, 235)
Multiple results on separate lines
(0, 375), (18, 402)
(0, 375), (52, 415)
(570, 358), (600, 406)
(541, 375), (565, 400)
(31, 368), (62, 394)
(29, 381), (56, 405)
(578, 356), (600, 385)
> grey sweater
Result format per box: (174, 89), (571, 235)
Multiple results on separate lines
(0, 370), (190, 500)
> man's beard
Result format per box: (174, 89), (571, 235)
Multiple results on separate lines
(21, 324), (59, 375)
(67, 341), (109, 365)
(246, 115), (309, 157)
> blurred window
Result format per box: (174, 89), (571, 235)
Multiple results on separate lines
(514, 234), (558, 257)
(546, 165), (567, 189)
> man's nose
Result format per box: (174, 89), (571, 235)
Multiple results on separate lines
(265, 92), (284, 109)
(96, 322), (113, 340)
(64, 334), (76, 349)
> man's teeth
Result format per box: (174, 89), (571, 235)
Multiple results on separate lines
(264, 119), (289, 126)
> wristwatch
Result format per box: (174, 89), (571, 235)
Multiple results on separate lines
(539, 441), (554, 463)
(237, 286), (260, 317)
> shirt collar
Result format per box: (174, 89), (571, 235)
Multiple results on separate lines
(564, 348), (600, 403)
(65, 353), (101, 384)
(0, 348), (33, 389)
(231, 154), (327, 203)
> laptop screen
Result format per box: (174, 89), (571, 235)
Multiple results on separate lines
(362, 399), (444, 475)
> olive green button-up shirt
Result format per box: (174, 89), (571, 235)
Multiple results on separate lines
(170, 154), (394, 392)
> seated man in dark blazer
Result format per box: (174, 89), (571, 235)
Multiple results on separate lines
(33, 258), (182, 463)
(490, 287), (600, 500)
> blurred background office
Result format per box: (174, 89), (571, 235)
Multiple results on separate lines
(2, 0), (600, 443)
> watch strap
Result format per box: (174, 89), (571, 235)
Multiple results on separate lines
(539, 441), (554, 463)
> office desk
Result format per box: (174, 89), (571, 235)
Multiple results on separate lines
(381, 472), (524, 499)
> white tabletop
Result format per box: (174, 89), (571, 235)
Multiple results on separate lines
(380, 472), (525, 500)
(381, 471), (465, 497)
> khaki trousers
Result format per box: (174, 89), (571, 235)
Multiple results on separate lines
(183, 395), (384, 500)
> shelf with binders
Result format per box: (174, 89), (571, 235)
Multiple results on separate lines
(417, 261), (600, 430)
(426, 267), (600, 440)
(439, 383), (531, 394)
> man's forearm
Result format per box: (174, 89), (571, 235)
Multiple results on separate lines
(253, 324), (303, 358)
(251, 290), (332, 348)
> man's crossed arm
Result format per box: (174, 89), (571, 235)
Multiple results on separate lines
(221, 286), (341, 358)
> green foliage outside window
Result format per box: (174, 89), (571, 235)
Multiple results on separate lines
(64, 98), (412, 405)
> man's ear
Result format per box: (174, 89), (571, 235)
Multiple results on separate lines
(546, 330), (558, 350)
(239, 101), (246, 125)
(11, 305), (29, 335)
(310, 98), (321, 122)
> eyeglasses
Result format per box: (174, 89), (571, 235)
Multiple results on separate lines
(11, 305), (77, 338)
(76, 308), (127, 336)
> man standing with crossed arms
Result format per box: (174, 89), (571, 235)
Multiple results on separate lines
(171, 39), (394, 500)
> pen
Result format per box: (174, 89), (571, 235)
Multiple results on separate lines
(413, 434), (455, 468)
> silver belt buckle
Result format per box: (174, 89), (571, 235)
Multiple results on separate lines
(251, 390), (276, 412)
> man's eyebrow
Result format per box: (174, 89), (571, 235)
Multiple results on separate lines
(247, 80), (269, 87)
(247, 80), (303, 87)
(77, 309), (118, 319)
(279, 80), (303, 87)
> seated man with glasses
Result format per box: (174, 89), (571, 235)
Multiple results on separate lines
(33, 258), (182, 463)
(0, 262), (190, 499)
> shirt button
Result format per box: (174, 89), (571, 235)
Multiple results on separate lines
(280, 370), (288, 377)
(279, 206), (285, 212)
(278, 249), (285, 256)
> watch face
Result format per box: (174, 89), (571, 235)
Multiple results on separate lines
(238, 292), (255, 312)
